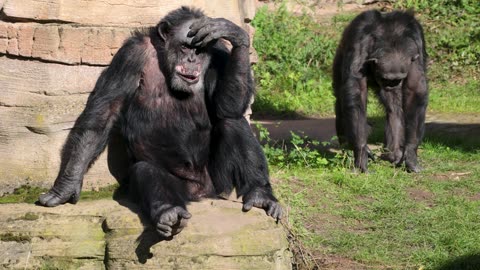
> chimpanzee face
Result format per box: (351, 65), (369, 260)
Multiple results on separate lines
(165, 20), (211, 94)
(370, 43), (419, 91)
(371, 51), (417, 90)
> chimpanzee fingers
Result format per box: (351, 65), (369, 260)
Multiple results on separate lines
(38, 190), (73, 207)
(38, 192), (61, 207)
(242, 201), (254, 212)
(193, 32), (219, 48)
(366, 146), (375, 161)
(190, 26), (215, 47)
(266, 201), (283, 220)
(188, 17), (210, 36)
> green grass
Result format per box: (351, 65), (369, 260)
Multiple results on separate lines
(251, 1), (480, 118)
(254, 1), (480, 269)
(270, 136), (480, 269)
(0, 184), (118, 204)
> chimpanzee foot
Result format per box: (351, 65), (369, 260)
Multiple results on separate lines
(242, 187), (283, 221)
(354, 145), (370, 173)
(404, 147), (422, 173)
(405, 159), (422, 173)
(153, 206), (191, 238)
(380, 149), (403, 165)
(38, 183), (81, 207)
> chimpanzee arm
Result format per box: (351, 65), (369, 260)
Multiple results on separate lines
(334, 10), (379, 172)
(189, 19), (282, 220)
(188, 18), (254, 118)
(38, 35), (150, 207)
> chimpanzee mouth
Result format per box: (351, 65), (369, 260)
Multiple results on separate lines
(382, 78), (403, 88)
(177, 73), (199, 84)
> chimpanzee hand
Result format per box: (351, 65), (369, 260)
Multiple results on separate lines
(242, 187), (282, 221)
(187, 17), (249, 48)
(153, 205), (192, 238)
(38, 177), (82, 207)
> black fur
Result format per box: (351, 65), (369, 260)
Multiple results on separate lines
(38, 6), (282, 237)
(333, 10), (428, 173)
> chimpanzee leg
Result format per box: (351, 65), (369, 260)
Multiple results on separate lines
(378, 88), (405, 165)
(344, 78), (370, 172)
(129, 161), (192, 237)
(208, 118), (282, 220)
(403, 76), (428, 173)
(335, 96), (346, 145)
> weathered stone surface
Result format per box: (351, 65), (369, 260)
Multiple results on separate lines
(0, 57), (115, 194)
(0, 1), (259, 192)
(0, 22), (132, 65)
(0, 199), (291, 269)
(2, 0), (255, 27)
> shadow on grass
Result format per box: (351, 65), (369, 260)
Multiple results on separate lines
(367, 116), (480, 153)
(252, 113), (480, 153)
(435, 253), (480, 270)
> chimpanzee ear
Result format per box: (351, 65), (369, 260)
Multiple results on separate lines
(158, 21), (170, 41)
(411, 54), (420, 62)
(366, 58), (378, 64)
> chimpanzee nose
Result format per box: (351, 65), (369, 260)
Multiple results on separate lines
(188, 52), (196, 63)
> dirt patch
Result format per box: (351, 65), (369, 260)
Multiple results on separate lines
(311, 252), (371, 270)
(470, 193), (480, 202)
(407, 188), (434, 206)
(306, 212), (345, 235)
(257, 0), (385, 23)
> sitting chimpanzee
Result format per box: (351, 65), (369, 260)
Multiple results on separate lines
(38, 7), (282, 237)
(332, 10), (428, 173)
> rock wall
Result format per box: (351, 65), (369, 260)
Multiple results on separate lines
(0, 0), (257, 194)
(0, 199), (291, 269)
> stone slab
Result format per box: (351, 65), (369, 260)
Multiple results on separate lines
(0, 199), (291, 269)
(2, 0), (255, 27)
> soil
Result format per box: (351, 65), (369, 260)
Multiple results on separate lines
(252, 113), (480, 145)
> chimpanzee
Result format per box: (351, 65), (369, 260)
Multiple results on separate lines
(37, 7), (282, 237)
(332, 10), (428, 173)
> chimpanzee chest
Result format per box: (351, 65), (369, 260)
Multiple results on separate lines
(123, 90), (212, 170)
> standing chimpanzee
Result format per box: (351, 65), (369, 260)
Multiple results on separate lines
(332, 10), (428, 173)
(37, 7), (282, 237)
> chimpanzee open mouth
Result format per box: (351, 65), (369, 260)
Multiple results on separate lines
(382, 78), (402, 88)
(178, 73), (199, 84)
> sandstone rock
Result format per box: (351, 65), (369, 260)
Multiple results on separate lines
(0, 199), (291, 269)
(0, 57), (115, 194)
(0, 22), (132, 65)
(2, 0), (256, 27)
(0, 0), (259, 193)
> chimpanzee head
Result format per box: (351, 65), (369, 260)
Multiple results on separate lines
(368, 39), (419, 90)
(157, 7), (211, 94)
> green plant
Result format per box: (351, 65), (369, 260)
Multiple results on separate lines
(395, 0), (480, 74)
(255, 122), (334, 168)
(252, 4), (337, 117)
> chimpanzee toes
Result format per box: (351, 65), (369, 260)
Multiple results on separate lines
(156, 223), (173, 238)
(154, 206), (191, 237)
